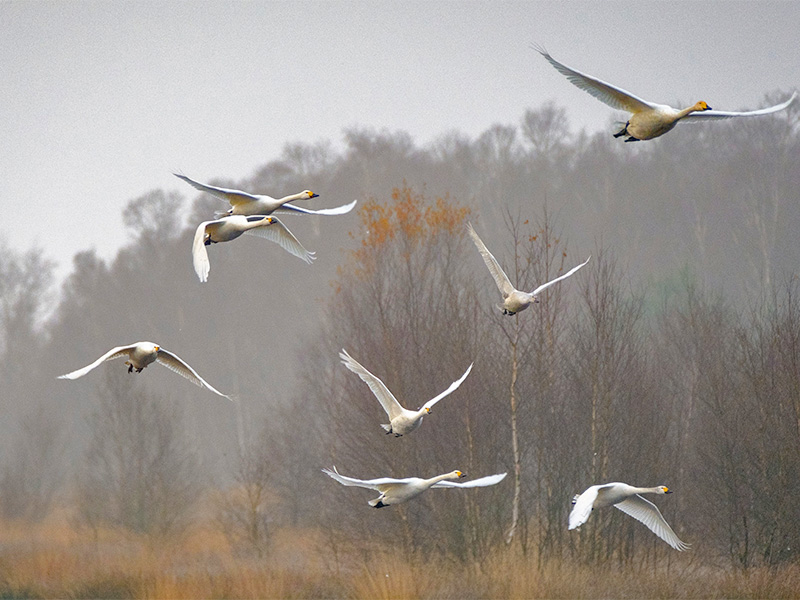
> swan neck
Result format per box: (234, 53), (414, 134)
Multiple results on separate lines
(427, 472), (457, 486)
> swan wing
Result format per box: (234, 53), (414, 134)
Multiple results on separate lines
(432, 472), (507, 488)
(682, 91), (797, 121)
(174, 173), (260, 206)
(244, 217), (316, 264)
(322, 467), (415, 490)
(192, 220), (218, 282)
(339, 349), (405, 419)
(421, 363), (473, 411)
(467, 222), (515, 297)
(614, 495), (690, 551)
(533, 45), (655, 114)
(530, 256), (590, 296)
(568, 484), (603, 530)
(274, 199), (357, 216)
(155, 349), (230, 399)
(57, 345), (136, 379)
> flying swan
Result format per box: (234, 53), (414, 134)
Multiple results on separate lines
(57, 341), (230, 399)
(339, 349), (473, 436)
(193, 215), (315, 282)
(322, 467), (507, 508)
(534, 45), (797, 142)
(569, 482), (690, 551)
(175, 173), (357, 217)
(467, 222), (589, 316)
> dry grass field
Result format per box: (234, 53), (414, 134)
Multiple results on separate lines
(2, 513), (800, 599)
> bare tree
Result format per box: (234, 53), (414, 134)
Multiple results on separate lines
(75, 369), (203, 537)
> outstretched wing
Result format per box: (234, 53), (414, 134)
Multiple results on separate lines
(683, 92), (797, 121)
(322, 467), (414, 490)
(244, 217), (316, 264)
(432, 473), (507, 488)
(467, 222), (515, 297)
(339, 349), (405, 420)
(568, 484), (602, 530)
(174, 173), (261, 206)
(155, 349), (230, 399)
(614, 495), (690, 551)
(421, 363), (474, 411)
(275, 199), (357, 216)
(57, 345), (136, 380)
(530, 256), (590, 296)
(192, 220), (219, 282)
(533, 44), (655, 114)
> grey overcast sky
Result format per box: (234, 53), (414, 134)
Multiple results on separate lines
(2, 0), (798, 279)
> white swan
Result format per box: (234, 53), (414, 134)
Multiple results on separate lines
(322, 466), (507, 508)
(339, 349), (473, 436)
(534, 45), (797, 142)
(57, 341), (230, 399)
(569, 482), (689, 551)
(467, 222), (589, 316)
(192, 215), (315, 282)
(175, 173), (357, 217)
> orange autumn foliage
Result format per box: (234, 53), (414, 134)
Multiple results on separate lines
(343, 184), (470, 282)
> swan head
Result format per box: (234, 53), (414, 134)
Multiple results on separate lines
(453, 470), (466, 479)
(659, 486), (671, 494)
(153, 345), (160, 352)
(424, 407), (431, 414)
(302, 190), (319, 199)
(695, 101), (711, 112)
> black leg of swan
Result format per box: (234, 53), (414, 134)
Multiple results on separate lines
(613, 122), (630, 138)
(373, 500), (388, 509)
(394, 433), (402, 437)
(624, 137), (640, 142)
(127, 365), (133, 373)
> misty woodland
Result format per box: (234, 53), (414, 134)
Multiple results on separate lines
(2, 70), (800, 597)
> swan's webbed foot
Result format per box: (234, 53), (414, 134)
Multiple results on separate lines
(135, 367), (144, 373)
(127, 364), (133, 373)
(624, 137), (640, 143)
(373, 500), (388, 509)
(613, 122), (630, 138)
(394, 433), (402, 437)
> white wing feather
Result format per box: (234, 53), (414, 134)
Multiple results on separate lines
(432, 472), (507, 488)
(682, 91), (797, 121)
(421, 363), (473, 410)
(321, 467), (415, 490)
(569, 485), (601, 530)
(530, 256), (591, 296)
(174, 173), (260, 205)
(467, 222), (515, 297)
(155, 349), (230, 399)
(533, 45), (655, 114)
(614, 495), (690, 551)
(339, 349), (405, 420)
(57, 345), (136, 380)
(192, 220), (216, 282)
(244, 217), (316, 264)
(274, 199), (357, 216)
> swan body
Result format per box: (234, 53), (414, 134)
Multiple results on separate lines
(322, 466), (507, 508)
(175, 173), (357, 217)
(534, 45), (797, 142)
(467, 222), (589, 315)
(339, 349), (473, 436)
(192, 215), (315, 282)
(569, 482), (689, 551)
(57, 341), (229, 399)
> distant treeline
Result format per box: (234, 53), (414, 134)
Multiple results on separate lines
(0, 97), (798, 568)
